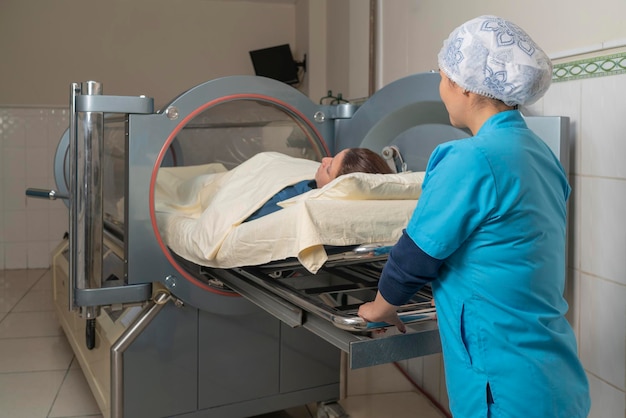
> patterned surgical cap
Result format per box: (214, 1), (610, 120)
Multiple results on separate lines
(437, 15), (553, 106)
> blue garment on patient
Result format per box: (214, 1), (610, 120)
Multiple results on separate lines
(245, 180), (315, 222)
(378, 110), (590, 417)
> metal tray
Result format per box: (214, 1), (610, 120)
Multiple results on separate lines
(198, 243), (436, 332)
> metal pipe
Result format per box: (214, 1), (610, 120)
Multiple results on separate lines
(368, 0), (378, 96)
(68, 82), (79, 313)
(73, 81), (104, 319)
(110, 290), (171, 418)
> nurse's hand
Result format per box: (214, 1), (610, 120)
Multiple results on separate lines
(358, 291), (406, 334)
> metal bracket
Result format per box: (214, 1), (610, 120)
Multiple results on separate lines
(74, 283), (152, 307)
(322, 103), (359, 120)
(349, 321), (441, 369)
(217, 269), (304, 328)
(75, 95), (154, 114)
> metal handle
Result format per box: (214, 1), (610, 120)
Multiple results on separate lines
(382, 145), (408, 173)
(364, 311), (437, 330)
(25, 188), (69, 200)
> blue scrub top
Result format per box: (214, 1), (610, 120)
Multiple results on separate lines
(401, 111), (589, 417)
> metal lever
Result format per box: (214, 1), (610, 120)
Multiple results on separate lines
(382, 145), (408, 173)
(25, 188), (69, 200)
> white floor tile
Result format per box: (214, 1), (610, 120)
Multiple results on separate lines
(0, 268), (47, 288)
(0, 370), (65, 418)
(0, 336), (73, 373)
(32, 269), (53, 291)
(0, 287), (29, 312)
(0, 311), (63, 338)
(0, 269), (47, 295)
(12, 288), (55, 312)
(48, 368), (101, 418)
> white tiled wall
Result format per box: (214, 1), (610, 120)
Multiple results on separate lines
(0, 107), (69, 270)
(543, 74), (626, 418)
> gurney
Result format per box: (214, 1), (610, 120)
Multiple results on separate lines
(155, 151), (424, 274)
(153, 150), (434, 333)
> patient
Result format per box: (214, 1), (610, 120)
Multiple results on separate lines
(245, 148), (393, 221)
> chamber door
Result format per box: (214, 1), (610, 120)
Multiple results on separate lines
(125, 75), (333, 314)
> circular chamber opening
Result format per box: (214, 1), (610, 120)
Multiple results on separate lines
(152, 96), (328, 294)
(162, 98), (326, 168)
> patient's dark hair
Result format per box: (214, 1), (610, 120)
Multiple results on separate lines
(337, 148), (393, 176)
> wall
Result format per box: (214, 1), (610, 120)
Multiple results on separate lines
(0, 0), (296, 107)
(0, 108), (69, 269)
(0, 0), (297, 269)
(378, 1), (626, 417)
(324, 1), (370, 102)
(377, 0), (626, 88)
(298, 0), (327, 102)
(295, 0), (370, 104)
(294, 0), (311, 96)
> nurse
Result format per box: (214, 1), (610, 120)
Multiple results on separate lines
(358, 15), (591, 417)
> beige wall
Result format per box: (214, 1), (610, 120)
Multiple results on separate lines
(0, 0), (297, 107)
(378, 0), (626, 87)
(295, 0), (311, 96)
(329, 0), (370, 101)
(324, 0), (370, 102)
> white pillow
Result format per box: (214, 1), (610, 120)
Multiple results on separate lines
(279, 171), (425, 207)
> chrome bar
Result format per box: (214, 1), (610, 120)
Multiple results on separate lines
(74, 284), (152, 306)
(68, 82), (80, 313)
(236, 265), (435, 332)
(211, 269), (303, 328)
(72, 81), (104, 319)
(301, 311), (441, 370)
(111, 290), (171, 418)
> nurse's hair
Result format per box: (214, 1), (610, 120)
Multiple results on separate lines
(337, 148), (393, 176)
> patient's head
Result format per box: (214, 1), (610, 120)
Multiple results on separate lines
(315, 148), (392, 188)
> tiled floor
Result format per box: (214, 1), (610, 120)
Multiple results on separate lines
(0, 269), (315, 418)
(0, 268), (448, 418)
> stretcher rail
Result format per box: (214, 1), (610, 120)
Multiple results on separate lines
(191, 243), (436, 332)
(236, 262), (435, 331)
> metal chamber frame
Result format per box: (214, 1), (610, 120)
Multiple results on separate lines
(37, 73), (569, 418)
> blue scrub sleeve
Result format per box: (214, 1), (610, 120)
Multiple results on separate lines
(406, 141), (497, 259)
(378, 230), (443, 306)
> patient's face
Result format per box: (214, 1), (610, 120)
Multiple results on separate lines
(315, 149), (347, 188)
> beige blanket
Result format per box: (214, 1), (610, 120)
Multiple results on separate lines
(155, 152), (422, 273)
